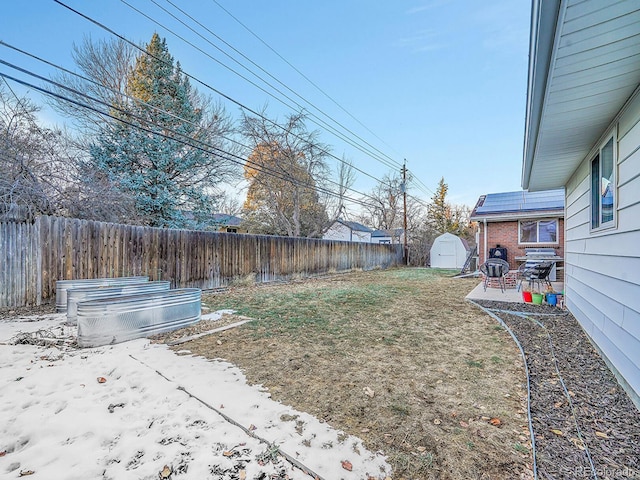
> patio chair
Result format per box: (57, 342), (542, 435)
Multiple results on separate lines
(479, 258), (510, 292)
(517, 261), (553, 292)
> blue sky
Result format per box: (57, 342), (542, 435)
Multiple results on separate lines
(0, 0), (531, 210)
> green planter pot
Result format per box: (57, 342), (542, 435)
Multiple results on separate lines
(532, 293), (544, 305)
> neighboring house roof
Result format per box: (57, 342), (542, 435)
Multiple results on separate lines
(470, 189), (564, 221)
(523, 1), (640, 191)
(210, 214), (243, 226)
(335, 219), (373, 233)
(371, 228), (404, 238)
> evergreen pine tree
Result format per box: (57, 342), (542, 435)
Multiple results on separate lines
(90, 33), (230, 227)
(427, 177), (460, 234)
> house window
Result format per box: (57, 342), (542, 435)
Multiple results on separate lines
(519, 219), (558, 244)
(591, 137), (615, 229)
(226, 227), (238, 233)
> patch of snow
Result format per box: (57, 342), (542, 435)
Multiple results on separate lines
(0, 312), (391, 479)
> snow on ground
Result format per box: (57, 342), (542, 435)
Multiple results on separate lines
(0, 312), (391, 480)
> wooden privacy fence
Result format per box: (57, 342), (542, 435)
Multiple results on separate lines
(0, 216), (403, 307)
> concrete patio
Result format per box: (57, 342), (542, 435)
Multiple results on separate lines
(465, 278), (565, 304)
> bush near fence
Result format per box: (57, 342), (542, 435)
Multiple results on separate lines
(0, 216), (403, 307)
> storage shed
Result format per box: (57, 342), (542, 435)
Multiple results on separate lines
(430, 233), (469, 269)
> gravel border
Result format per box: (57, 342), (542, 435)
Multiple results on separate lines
(472, 300), (640, 480)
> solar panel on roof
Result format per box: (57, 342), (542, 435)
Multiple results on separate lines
(475, 189), (564, 215)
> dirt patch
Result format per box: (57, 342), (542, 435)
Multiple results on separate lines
(0, 303), (55, 321)
(150, 313), (249, 345)
(179, 269), (534, 479)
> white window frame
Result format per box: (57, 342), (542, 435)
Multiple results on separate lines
(590, 132), (617, 232)
(518, 218), (559, 245)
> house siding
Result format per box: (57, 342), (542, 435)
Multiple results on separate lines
(322, 222), (352, 242)
(351, 230), (371, 243)
(564, 92), (640, 400)
(322, 222), (372, 243)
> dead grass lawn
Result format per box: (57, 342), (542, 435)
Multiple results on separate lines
(181, 268), (532, 480)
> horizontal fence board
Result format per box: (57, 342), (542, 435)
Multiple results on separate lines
(0, 216), (402, 307)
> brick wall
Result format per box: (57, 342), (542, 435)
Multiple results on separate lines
(483, 270), (519, 289)
(478, 218), (565, 279)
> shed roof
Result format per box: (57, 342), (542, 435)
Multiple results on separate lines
(470, 189), (564, 220)
(433, 232), (471, 251)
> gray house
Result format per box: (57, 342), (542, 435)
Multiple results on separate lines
(523, 0), (640, 404)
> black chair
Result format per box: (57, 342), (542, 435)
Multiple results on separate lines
(517, 262), (553, 292)
(479, 258), (510, 292)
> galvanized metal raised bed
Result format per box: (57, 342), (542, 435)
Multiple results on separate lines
(76, 288), (201, 347)
(66, 281), (171, 324)
(55, 276), (149, 313)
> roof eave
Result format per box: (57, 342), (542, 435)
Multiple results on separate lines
(470, 209), (564, 222)
(522, 0), (562, 190)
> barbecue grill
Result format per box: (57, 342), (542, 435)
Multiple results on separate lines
(517, 248), (562, 281)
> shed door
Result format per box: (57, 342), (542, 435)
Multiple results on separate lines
(438, 240), (456, 268)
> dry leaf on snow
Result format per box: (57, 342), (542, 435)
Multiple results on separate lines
(97, 376), (107, 384)
(19, 471), (35, 477)
(341, 460), (353, 471)
(159, 465), (172, 478)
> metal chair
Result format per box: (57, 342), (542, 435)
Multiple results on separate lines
(517, 261), (553, 292)
(479, 258), (510, 292)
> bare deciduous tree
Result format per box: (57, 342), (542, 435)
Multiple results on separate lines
(0, 83), (67, 219)
(49, 36), (136, 135)
(241, 111), (330, 237)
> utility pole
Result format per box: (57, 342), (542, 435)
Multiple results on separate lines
(401, 161), (408, 265)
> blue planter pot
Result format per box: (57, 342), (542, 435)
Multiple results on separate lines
(546, 293), (557, 306)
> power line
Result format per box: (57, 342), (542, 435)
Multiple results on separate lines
(0, 66), (376, 209)
(408, 175), (435, 197)
(0, 40), (248, 153)
(116, 0), (401, 172)
(209, 0), (405, 160)
(0, 43), (385, 206)
(146, 0), (403, 170)
(52, 0), (395, 187)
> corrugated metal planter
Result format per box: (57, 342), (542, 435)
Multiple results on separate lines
(76, 288), (201, 348)
(66, 281), (171, 324)
(55, 276), (149, 313)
